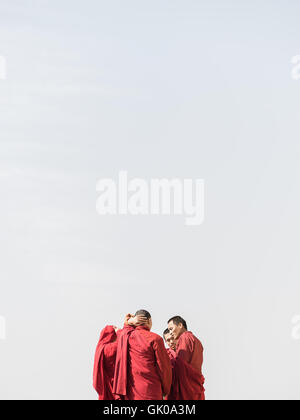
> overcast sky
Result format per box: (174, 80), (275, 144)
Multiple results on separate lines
(1, 0), (300, 399)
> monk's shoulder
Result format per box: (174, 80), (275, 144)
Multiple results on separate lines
(179, 331), (199, 346)
(148, 331), (164, 346)
(179, 331), (193, 342)
(185, 331), (204, 350)
(137, 329), (164, 347)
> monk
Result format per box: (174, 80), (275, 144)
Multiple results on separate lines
(113, 310), (172, 400)
(167, 316), (205, 400)
(93, 314), (144, 400)
(163, 328), (176, 360)
(93, 325), (119, 400)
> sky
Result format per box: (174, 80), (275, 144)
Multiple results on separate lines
(0, 0), (300, 400)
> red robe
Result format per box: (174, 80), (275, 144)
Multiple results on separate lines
(167, 331), (205, 400)
(167, 348), (176, 360)
(113, 325), (172, 400)
(93, 326), (119, 400)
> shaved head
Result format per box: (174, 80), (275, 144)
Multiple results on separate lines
(135, 309), (151, 319)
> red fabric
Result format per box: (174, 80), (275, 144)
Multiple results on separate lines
(93, 326), (118, 400)
(177, 331), (204, 375)
(167, 331), (205, 400)
(167, 357), (205, 400)
(112, 324), (133, 397)
(113, 325), (172, 400)
(166, 348), (176, 360)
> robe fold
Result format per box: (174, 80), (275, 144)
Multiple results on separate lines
(93, 325), (118, 400)
(167, 331), (205, 400)
(113, 325), (172, 400)
(166, 348), (176, 360)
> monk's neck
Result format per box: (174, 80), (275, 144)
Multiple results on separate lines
(136, 325), (150, 331)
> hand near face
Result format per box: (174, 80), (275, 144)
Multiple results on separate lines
(124, 313), (134, 324)
(127, 314), (148, 326)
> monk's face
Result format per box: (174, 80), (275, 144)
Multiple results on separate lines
(168, 320), (184, 340)
(164, 332), (176, 351)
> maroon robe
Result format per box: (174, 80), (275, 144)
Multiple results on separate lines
(113, 325), (172, 400)
(93, 326), (119, 400)
(167, 331), (205, 400)
(166, 348), (176, 360)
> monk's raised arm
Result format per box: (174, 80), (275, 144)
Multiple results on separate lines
(124, 313), (134, 325)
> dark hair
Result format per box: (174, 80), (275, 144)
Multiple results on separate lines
(163, 328), (170, 336)
(168, 316), (188, 331)
(135, 309), (151, 319)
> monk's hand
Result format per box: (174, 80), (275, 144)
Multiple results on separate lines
(125, 313), (134, 324)
(128, 314), (148, 326)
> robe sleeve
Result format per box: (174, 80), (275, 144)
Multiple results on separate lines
(103, 341), (118, 358)
(152, 337), (172, 396)
(177, 333), (194, 364)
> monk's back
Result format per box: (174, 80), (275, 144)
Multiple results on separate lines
(127, 327), (164, 400)
(177, 331), (204, 375)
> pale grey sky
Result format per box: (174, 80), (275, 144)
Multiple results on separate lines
(1, 0), (300, 399)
